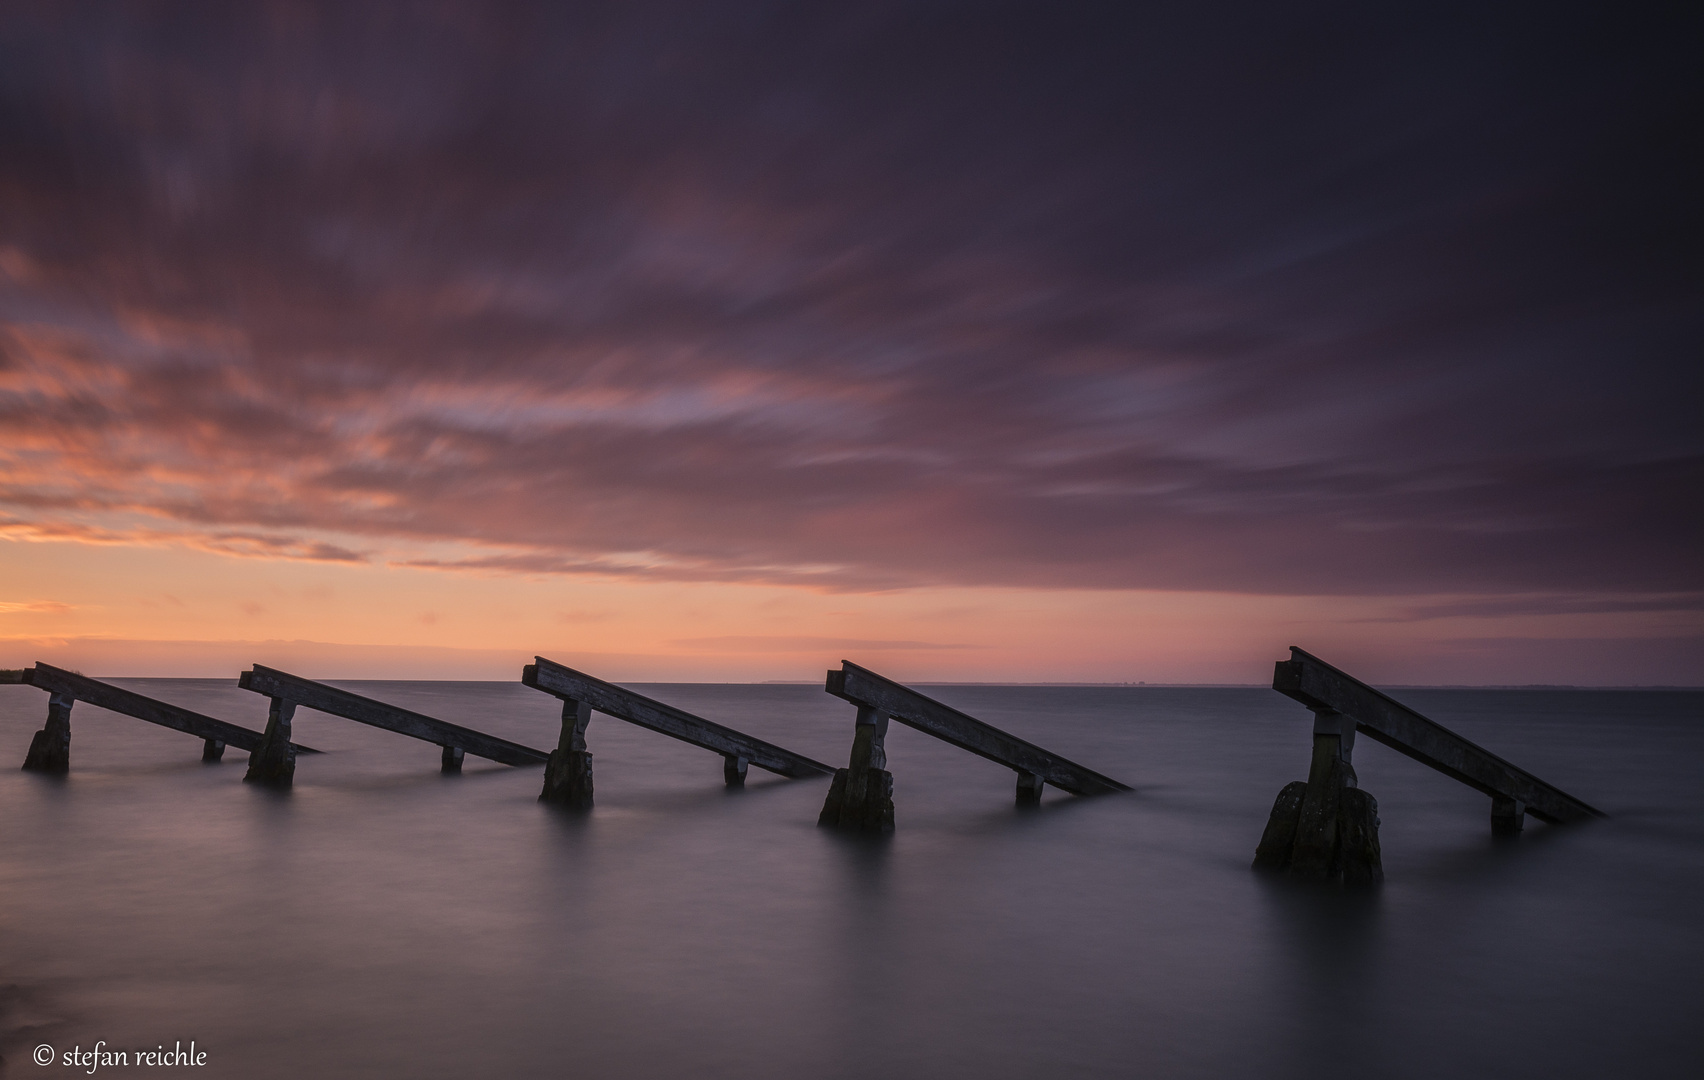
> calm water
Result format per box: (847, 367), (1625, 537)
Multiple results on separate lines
(1, 679), (1699, 1078)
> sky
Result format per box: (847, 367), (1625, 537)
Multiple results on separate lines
(0, 1), (1699, 684)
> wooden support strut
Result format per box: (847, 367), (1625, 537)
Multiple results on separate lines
(819, 661), (1131, 831)
(819, 704), (894, 832)
(538, 697), (593, 808)
(21, 692), (74, 773)
(522, 657), (834, 809)
(244, 696), (297, 787)
(17, 662), (318, 771)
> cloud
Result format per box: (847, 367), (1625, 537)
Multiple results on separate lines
(0, 3), (1696, 600)
(668, 636), (980, 653)
(1366, 593), (1704, 623)
(0, 600), (72, 613)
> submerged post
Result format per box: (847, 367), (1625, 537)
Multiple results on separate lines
(1492, 796), (1526, 837)
(723, 754), (749, 787)
(22, 692), (74, 773)
(818, 704), (895, 833)
(202, 738), (226, 763)
(243, 696), (298, 787)
(441, 745), (465, 774)
(539, 698), (593, 809)
(1256, 707), (1382, 884)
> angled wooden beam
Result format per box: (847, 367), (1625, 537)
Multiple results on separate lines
(1273, 647), (1604, 825)
(824, 657), (1131, 824)
(523, 656), (835, 780)
(239, 664), (549, 767)
(18, 663), (319, 765)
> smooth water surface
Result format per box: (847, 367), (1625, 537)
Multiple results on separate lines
(1, 680), (1699, 1078)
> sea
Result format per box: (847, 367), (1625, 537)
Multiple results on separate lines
(1, 678), (1699, 1079)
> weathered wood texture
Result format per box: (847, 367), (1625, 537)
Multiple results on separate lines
(22, 663), (317, 755)
(239, 665), (548, 766)
(1273, 648), (1603, 824)
(523, 656), (834, 779)
(817, 766), (895, 832)
(540, 750), (593, 809)
(244, 696), (297, 786)
(22, 692), (73, 772)
(825, 662), (1131, 796)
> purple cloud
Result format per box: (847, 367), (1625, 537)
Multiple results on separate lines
(0, 3), (1697, 599)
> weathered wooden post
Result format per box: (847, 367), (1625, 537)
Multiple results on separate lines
(1255, 706), (1382, 884)
(440, 745), (465, 773)
(202, 738), (226, 762)
(1015, 770), (1045, 806)
(539, 698), (593, 809)
(818, 704), (896, 833)
(243, 695), (297, 787)
(21, 692), (74, 773)
(1491, 796), (1525, 837)
(723, 754), (749, 787)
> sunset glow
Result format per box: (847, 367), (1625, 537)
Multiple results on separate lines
(1, 5), (1698, 684)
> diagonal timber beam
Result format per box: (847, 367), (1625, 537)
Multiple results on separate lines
(239, 665), (548, 766)
(523, 656), (835, 779)
(1273, 647), (1603, 824)
(23, 662), (320, 755)
(826, 661), (1131, 797)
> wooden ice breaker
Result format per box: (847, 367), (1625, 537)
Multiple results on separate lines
(819, 660), (1131, 831)
(522, 656), (835, 808)
(237, 664), (548, 786)
(1255, 646), (1605, 884)
(18, 662), (319, 771)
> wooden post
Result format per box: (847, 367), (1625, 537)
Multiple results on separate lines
(22, 692), (74, 773)
(441, 745), (464, 773)
(243, 697), (297, 787)
(723, 754), (749, 787)
(539, 698), (593, 809)
(1015, 770), (1045, 806)
(1491, 795), (1526, 837)
(1254, 708), (1382, 884)
(202, 738), (226, 762)
(818, 705), (895, 832)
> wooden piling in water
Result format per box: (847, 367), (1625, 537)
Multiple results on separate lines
(817, 704), (895, 832)
(15, 663), (318, 773)
(22, 692), (74, 773)
(1254, 647), (1602, 883)
(819, 662), (1130, 831)
(523, 656), (834, 809)
(244, 696), (298, 787)
(538, 698), (593, 808)
(237, 664), (549, 788)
